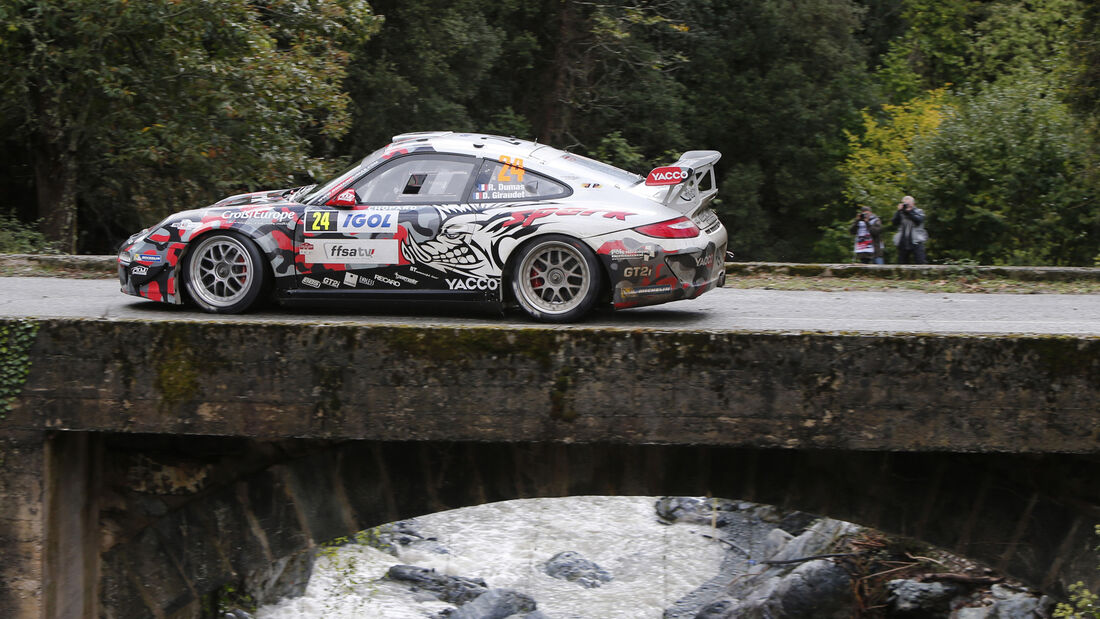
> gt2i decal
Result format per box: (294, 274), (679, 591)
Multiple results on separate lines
(305, 209), (398, 235)
(300, 239), (400, 264)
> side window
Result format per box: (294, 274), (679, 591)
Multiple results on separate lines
(469, 157), (570, 202)
(352, 154), (476, 204)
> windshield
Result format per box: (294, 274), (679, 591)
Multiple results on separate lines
(300, 146), (389, 204)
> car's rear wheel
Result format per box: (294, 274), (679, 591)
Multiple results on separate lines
(183, 232), (268, 313)
(511, 235), (602, 322)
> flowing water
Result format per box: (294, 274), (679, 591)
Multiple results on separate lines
(256, 496), (728, 618)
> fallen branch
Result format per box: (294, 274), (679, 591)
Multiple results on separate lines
(761, 553), (856, 565)
(918, 573), (1004, 587)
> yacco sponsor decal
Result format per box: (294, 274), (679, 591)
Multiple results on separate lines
(343, 272), (359, 287)
(220, 210), (296, 222)
(695, 253), (715, 268)
(446, 277), (499, 291)
(621, 284), (673, 297)
(135, 253), (163, 265)
(501, 207), (636, 228)
(322, 277), (340, 288)
(299, 240), (399, 264)
(131, 265), (149, 276)
(645, 166), (693, 186)
(394, 273), (417, 285)
(375, 274), (400, 287)
(302, 277), (321, 288)
(305, 209), (398, 234)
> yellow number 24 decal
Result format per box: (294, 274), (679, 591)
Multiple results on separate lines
(497, 156), (525, 182)
(308, 211), (332, 231)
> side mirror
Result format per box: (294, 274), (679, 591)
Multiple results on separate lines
(325, 188), (359, 207)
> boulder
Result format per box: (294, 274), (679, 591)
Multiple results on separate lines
(443, 589), (538, 619)
(887, 579), (962, 615)
(386, 564), (488, 604)
(542, 551), (612, 588)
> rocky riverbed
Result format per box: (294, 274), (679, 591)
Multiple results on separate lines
(237, 496), (1053, 618)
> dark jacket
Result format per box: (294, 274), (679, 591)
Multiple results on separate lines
(892, 207), (927, 248)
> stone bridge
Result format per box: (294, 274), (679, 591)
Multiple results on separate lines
(0, 318), (1098, 617)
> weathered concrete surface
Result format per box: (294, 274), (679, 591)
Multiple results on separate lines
(0, 432), (46, 618)
(1, 317), (1099, 617)
(6, 318), (1099, 453)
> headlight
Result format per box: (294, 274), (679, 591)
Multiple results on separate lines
(118, 248), (133, 265)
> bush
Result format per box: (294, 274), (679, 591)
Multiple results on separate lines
(0, 214), (59, 254)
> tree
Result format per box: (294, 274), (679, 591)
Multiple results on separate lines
(909, 74), (1096, 265)
(679, 0), (872, 261)
(0, 0), (379, 252)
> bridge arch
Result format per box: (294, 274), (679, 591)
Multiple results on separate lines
(87, 433), (1100, 617)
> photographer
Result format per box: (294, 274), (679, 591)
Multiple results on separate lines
(849, 206), (883, 264)
(891, 195), (928, 264)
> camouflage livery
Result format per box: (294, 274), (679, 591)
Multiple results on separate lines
(118, 131), (728, 321)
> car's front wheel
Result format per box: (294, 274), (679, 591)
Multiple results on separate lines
(183, 232), (268, 313)
(511, 235), (603, 322)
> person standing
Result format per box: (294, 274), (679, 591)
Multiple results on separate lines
(892, 195), (928, 264)
(850, 206), (883, 264)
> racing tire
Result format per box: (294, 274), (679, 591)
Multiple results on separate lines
(511, 234), (603, 323)
(183, 232), (268, 314)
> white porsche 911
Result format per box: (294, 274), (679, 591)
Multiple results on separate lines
(118, 131), (728, 322)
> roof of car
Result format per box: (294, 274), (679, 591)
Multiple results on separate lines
(386, 131), (645, 187)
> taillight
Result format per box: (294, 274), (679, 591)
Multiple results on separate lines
(633, 216), (700, 238)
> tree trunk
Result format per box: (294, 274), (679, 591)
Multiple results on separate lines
(542, 0), (578, 145)
(33, 94), (80, 254)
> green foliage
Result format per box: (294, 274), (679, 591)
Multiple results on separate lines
(875, 0), (982, 100)
(0, 320), (39, 419)
(0, 0), (381, 251)
(1054, 525), (1100, 618)
(0, 213), (58, 254)
(1, 0), (1099, 267)
(840, 88), (948, 210)
(968, 0), (1082, 85)
(908, 73), (1097, 265)
(680, 0), (873, 261)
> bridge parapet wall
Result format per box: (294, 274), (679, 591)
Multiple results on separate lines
(5, 318), (1099, 452)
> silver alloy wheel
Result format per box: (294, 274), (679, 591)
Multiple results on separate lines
(516, 240), (592, 315)
(187, 235), (256, 309)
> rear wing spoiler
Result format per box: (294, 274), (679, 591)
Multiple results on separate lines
(645, 150), (721, 213)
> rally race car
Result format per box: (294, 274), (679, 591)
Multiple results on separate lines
(118, 131), (727, 322)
